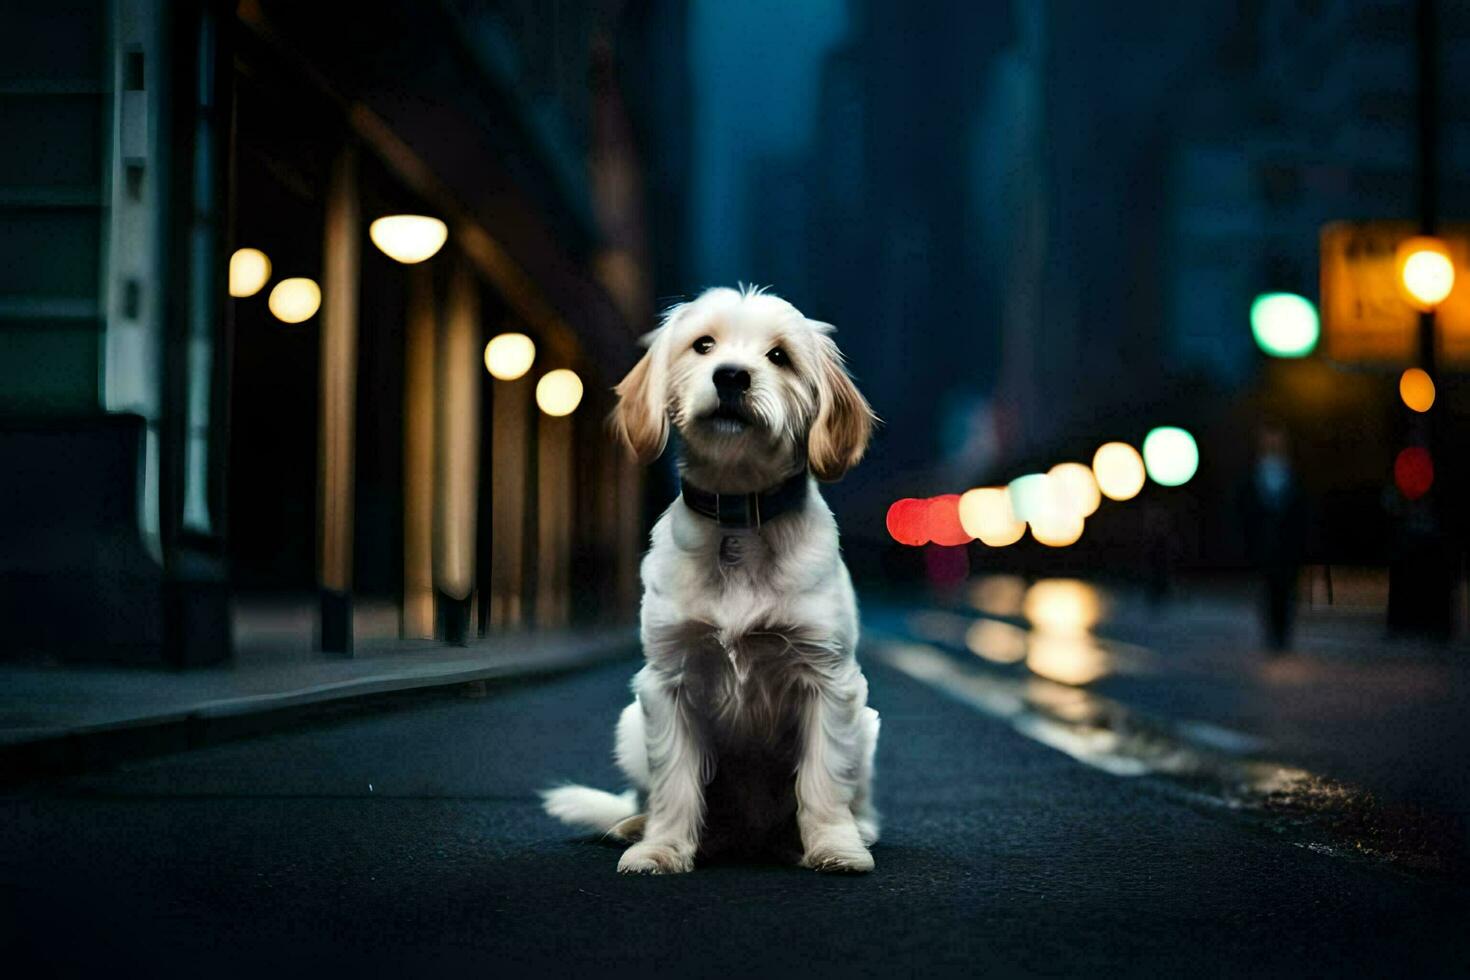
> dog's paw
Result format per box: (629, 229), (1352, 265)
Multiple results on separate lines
(618, 839), (695, 875)
(801, 834), (875, 874)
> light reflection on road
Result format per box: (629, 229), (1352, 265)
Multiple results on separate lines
(964, 619), (1027, 663)
(967, 575), (1028, 617)
(1018, 579), (1112, 684)
(1026, 634), (1111, 686)
(871, 637), (1454, 876)
(908, 576), (1163, 687)
(935, 576), (1137, 686)
(1022, 579), (1104, 636)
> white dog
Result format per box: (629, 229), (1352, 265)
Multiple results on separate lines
(542, 286), (881, 874)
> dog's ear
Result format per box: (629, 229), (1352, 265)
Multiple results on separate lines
(807, 328), (875, 481)
(611, 312), (676, 464)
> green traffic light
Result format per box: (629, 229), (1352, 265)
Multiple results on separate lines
(1250, 293), (1319, 358)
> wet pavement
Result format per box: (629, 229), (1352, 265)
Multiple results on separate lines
(2, 625), (1466, 976)
(871, 637), (1464, 880)
(886, 575), (1470, 820)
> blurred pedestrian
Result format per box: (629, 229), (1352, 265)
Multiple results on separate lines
(1240, 426), (1308, 652)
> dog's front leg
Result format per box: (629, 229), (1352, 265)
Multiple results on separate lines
(618, 671), (704, 874)
(795, 673), (875, 873)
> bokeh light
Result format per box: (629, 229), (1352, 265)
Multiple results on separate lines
(964, 619), (1028, 664)
(1249, 292), (1318, 358)
(1091, 442), (1146, 501)
(1394, 447), (1433, 500)
(958, 487), (1025, 547)
(1024, 579), (1104, 636)
(1012, 472), (1086, 546)
(1029, 510), (1084, 547)
(228, 247), (271, 298)
(968, 575), (1027, 617)
(1396, 236), (1455, 310)
(1006, 473), (1050, 524)
(1048, 462), (1101, 518)
(1023, 580), (1110, 685)
(887, 498), (929, 546)
(484, 332), (537, 380)
(1142, 426), (1199, 487)
(924, 494), (972, 547)
(535, 369), (584, 417)
(369, 215), (448, 264)
(267, 277), (321, 323)
(1399, 368), (1435, 413)
(1027, 634), (1111, 686)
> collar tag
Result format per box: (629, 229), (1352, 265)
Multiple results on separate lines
(719, 535), (746, 566)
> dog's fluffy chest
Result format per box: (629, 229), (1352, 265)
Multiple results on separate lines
(646, 619), (841, 728)
(679, 624), (807, 735)
(639, 498), (858, 703)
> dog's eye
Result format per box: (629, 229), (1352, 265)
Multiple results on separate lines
(692, 336), (715, 355)
(766, 347), (790, 367)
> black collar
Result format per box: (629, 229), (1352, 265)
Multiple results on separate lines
(680, 470), (810, 530)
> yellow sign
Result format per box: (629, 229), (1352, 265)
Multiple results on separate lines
(1319, 221), (1470, 367)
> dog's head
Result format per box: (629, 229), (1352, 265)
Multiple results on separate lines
(612, 287), (874, 487)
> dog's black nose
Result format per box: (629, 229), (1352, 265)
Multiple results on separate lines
(713, 366), (751, 394)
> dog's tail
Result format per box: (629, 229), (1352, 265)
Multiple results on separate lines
(540, 785), (645, 841)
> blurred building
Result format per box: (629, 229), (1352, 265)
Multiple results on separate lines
(0, 0), (684, 664)
(726, 3), (1238, 506)
(700, 0), (1468, 572)
(813, 2), (1004, 483)
(1164, 0), (1470, 561)
(715, 0), (1013, 555)
(1166, 0), (1470, 383)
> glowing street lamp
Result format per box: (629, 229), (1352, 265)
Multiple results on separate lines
(484, 332), (536, 380)
(1142, 426), (1199, 487)
(536, 369), (584, 417)
(228, 247), (272, 298)
(1249, 292), (1319, 358)
(369, 215), (448, 264)
(1395, 236), (1455, 310)
(267, 277), (321, 323)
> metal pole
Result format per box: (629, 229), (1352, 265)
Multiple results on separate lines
(402, 265), (436, 639)
(317, 146), (361, 655)
(1405, 0), (1452, 640)
(477, 368), (496, 638)
(1416, 0), (1438, 376)
(521, 386), (540, 630)
(433, 263), (481, 646)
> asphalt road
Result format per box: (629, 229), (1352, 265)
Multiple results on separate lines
(2, 649), (1465, 977)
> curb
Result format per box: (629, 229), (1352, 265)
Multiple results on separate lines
(0, 633), (639, 789)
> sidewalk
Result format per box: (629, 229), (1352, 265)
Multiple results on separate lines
(0, 619), (638, 784)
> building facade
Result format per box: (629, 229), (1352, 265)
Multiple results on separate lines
(0, 0), (676, 664)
